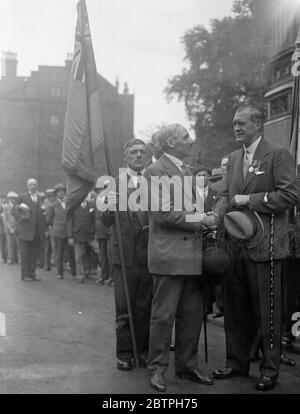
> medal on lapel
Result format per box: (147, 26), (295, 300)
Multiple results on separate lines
(248, 160), (262, 174)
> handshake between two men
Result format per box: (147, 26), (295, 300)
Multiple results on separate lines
(98, 190), (219, 231)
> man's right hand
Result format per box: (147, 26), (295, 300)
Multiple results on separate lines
(68, 238), (75, 246)
(201, 213), (217, 230)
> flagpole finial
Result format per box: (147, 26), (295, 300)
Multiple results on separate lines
(292, 26), (300, 77)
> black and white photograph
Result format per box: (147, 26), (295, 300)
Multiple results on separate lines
(0, 0), (299, 397)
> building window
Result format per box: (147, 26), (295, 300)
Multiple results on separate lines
(270, 93), (290, 118)
(50, 115), (59, 127)
(273, 61), (292, 84)
(51, 87), (61, 97)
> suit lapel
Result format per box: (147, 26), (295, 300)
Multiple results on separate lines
(243, 138), (269, 192)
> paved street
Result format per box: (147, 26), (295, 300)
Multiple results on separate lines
(0, 262), (299, 394)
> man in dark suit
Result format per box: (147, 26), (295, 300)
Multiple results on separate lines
(194, 166), (224, 317)
(13, 178), (46, 281)
(144, 124), (215, 392)
(68, 196), (95, 283)
(100, 138), (153, 372)
(212, 106), (298, 391)
(47, 183), (76, 280)
(44, 188), (56, 271)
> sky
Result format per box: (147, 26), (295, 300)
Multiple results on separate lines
(0, 0), (234, 139)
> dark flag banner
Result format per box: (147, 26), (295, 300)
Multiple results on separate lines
(289, 28), (300, 168)
(62, 0), (104, 217)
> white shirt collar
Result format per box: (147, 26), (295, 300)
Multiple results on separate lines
(163, 152), (183, 172)
(126, 167), (145, 177)
(152, 155), (157, 164)
(127, 167), (145, 188)
(243, 136), (262, 164)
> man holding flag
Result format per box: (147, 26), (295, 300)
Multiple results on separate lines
(62, 0), (140, 369)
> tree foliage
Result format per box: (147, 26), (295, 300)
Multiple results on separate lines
(165, 0), (272, 167)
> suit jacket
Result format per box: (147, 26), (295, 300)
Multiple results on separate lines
(68, 204), (95, 243)
(47, 200), (68, 239)
(144, 154), (202, 276)
(101, 171), (149, 267)
(95, 210), (111, 239)
(13, 192), (46, 241)
(205, 186), (220, 213)
(215, 138), (298, 262)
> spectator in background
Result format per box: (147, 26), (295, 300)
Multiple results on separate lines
(3, 191), (19, 265)
(13, 178), (45, 281)
(0, 195), (8, 264)
(44, 188), (56, 271)
(37, 192), (48, 269)
(85, 192), (100, 280)
(94, 179), (112, 285)
(68, 195), (96, 283)
(47, 183), (76, 280)
(193, 166), (224, 318)
(220, 155), (229, 175)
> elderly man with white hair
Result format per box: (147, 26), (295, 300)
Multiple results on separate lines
(144, 124), (215, 392)
(12, 178), (46, 281)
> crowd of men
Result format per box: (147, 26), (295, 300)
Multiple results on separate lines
(0, 180), (113, 285)
(1, 104), (300, 393)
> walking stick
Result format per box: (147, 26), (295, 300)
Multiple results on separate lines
(203, 289), (208, 364)
(103, 127), (139, 369)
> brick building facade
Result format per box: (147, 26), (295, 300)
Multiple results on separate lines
(0, 53), (134, 193)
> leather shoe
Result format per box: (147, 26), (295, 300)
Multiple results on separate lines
(255, 375), (277, 391)
(149, 372), (166, 392)
(280, 353), (296, 367)
(176, 369), (213, 385)
(213, 367), (248, 379)
(32, 276), (42, 281)
(22, 277), (33, 281)
(116, 358), (133, 371)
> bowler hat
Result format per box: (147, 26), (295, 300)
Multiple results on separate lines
(209, 168), (223, 183)
(54, 183), (66, 192)
(224, 210), (264, 249)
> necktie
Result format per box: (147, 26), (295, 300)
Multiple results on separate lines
(243, 149), (251, 179)
(31, 194), (37, 204)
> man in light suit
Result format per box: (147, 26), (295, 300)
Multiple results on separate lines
(212, 106), (298, 391)
(13, 178), (46, 281)
(144, 124), (215, 392)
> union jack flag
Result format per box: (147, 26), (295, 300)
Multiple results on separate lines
(71, 2), (92, 82)
(62, 0), (104, 217)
